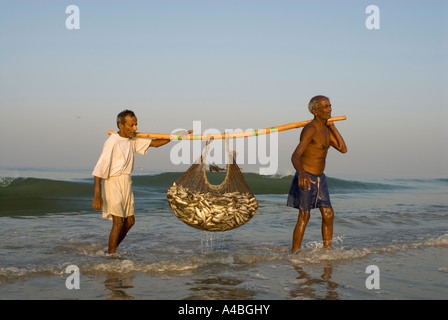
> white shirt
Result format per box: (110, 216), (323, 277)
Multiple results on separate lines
(92, 133), (152, 179)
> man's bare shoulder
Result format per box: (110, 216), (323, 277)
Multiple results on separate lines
(303, 122), (316, 131)
(300, 122), (317, 139)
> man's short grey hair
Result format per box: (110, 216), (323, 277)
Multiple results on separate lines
(116, 109), (136, 129)
(308, 95), (329, 113)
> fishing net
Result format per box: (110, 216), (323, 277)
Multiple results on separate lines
(167, 137), (258, 231)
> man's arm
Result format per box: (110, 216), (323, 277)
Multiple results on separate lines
(149, 130), (193, 148)
(92, 176), (103, 211)
(327, 122), (347, 153)
(291, 126), (315, 190)
(149, 138), (171, 148)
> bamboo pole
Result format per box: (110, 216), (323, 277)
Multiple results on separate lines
(108, 116), (346, 140)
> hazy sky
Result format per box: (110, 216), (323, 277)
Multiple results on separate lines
(1, 0), (447, 178)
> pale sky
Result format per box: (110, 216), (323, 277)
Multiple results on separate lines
(1, 0), (447, 178)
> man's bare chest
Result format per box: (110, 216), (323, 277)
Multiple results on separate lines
(310, 129), (330, 150)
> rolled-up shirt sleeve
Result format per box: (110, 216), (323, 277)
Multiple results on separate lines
(134, 138), (152, 155)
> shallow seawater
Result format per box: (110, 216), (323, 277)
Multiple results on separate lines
(0, 168), (447, 300)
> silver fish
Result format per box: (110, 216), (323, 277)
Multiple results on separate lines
(167, 183), (258, 231)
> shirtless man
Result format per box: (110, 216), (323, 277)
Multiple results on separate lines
(287, 96), (347, 252)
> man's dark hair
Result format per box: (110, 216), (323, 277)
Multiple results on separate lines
(116, 109), (135, 129)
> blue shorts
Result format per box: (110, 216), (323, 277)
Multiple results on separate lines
(286, 171), (332, 211)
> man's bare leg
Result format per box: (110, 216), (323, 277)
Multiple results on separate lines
(108, 215), (124, 254)
(108, 215), (135, 254)
(117, 215), (135, 248)
(320, 207), (334, 248)
(292, 210), (310, 253)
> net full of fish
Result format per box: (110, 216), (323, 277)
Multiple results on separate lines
(167, 182), (258, 231)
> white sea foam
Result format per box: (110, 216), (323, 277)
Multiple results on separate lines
(3, 234), (446, 281)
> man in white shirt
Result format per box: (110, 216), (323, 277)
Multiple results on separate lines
(92, 110), (172, 254)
